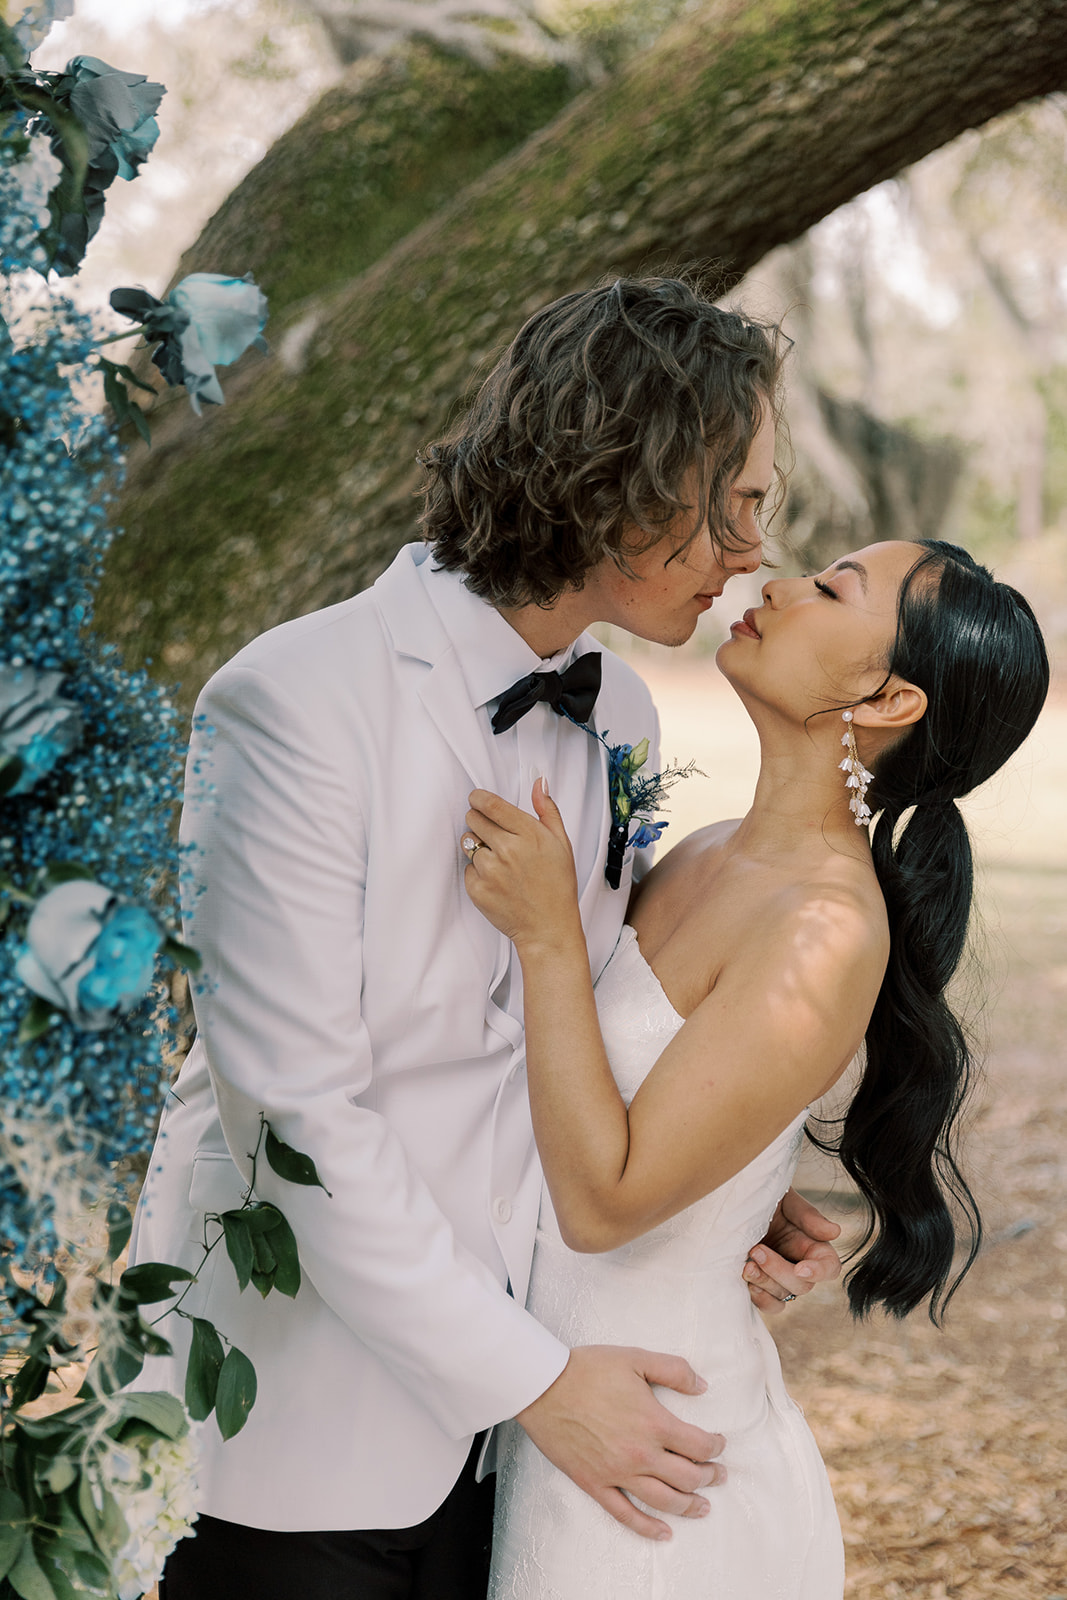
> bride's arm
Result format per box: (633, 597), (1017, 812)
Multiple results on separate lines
(465, 783), (887, 1254)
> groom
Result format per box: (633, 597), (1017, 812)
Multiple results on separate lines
(138, 276), (842, 1599)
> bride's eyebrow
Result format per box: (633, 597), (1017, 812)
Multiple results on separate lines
(830, 559), (869, 594)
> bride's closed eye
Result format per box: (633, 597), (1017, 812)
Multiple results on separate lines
(807, 577), (839, 599)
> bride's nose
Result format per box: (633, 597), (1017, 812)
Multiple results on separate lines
(761, 575), (806, 607)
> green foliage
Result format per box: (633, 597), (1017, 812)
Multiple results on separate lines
(214, 1347), (256, 1441)
(184, 1318), (224, 1422)
(265, 1127), (330, 1194)
(169, 40), (579, 327)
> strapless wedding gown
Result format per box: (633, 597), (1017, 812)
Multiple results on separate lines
(489, 924), (845, 1600)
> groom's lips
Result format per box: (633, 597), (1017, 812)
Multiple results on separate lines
(694, 588), (723, 610)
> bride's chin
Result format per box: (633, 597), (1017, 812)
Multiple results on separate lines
(714, 639), (747, 683)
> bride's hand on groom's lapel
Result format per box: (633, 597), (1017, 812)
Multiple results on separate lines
(463, 781), (583, 954)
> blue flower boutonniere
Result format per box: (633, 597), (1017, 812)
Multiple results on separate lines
(600, 735), (698, 890)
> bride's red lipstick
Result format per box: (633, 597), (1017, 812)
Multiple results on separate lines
(729, 609), (761, 640)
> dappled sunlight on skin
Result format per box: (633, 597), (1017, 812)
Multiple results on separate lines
(615, 873), (886, 1241)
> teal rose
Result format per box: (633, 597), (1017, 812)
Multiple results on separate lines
(16, 881), (165, 1030)
(109, 273), (269, 413)
(46, 54), (164, 274)
(0, 663), (83, 796)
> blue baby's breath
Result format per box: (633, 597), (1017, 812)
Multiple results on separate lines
(0, 128), (184, 1266)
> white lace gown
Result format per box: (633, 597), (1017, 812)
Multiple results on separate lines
(489, 925), (845, 1600)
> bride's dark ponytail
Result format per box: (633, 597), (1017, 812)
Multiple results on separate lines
(816, 542), (1049, 1322)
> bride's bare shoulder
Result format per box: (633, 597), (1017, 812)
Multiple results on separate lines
(661, 818), (742, 869)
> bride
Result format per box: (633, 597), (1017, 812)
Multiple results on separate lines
(462, 536), (1048, 1599)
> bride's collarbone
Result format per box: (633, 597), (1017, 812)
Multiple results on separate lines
(632, 849), (880, 1020)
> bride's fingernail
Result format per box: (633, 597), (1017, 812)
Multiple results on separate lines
(539, 774), (550, 797)
(796, 1265), (814, 1278)
(695, 1375), (708, 1393)
(657, 1529), (672, 1541)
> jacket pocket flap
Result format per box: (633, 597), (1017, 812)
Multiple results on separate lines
(188, 1153), (247, 1214)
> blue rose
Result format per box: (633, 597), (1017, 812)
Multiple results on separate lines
(15, 881), (164, 1031)
(629, 820), (667, 851)
(45, 55), (165, 274)
(64, 56), (163, 181)
(109, 273), (268, 414)
(0, 663), (83, 796)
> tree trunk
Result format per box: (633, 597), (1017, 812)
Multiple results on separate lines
(96, 0), (1067, 706)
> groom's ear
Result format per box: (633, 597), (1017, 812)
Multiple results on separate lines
(852, 678), (927, 735)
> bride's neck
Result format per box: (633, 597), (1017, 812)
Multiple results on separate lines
(726, 722), (873, 864)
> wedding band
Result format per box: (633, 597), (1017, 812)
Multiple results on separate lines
(462, 834), (485, 860)
(781, 1293), (797, 1304)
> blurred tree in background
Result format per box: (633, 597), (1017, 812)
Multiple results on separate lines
(48, 0), (1067, 702)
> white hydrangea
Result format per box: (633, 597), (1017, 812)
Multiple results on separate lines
(109, 1425), (201, 1600)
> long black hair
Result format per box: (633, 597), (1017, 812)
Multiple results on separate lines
(813, 541), (1049, 1323)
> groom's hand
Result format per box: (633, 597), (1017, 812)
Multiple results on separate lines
(742, 1187), (842, 1314)
(515, 1345), (726, 1541)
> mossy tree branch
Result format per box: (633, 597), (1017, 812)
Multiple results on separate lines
(96, 0), (1067, 704)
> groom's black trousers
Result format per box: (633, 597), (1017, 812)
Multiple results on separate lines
(159, 1435), (494, 1600)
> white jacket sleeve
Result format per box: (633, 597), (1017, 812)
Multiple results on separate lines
(182, 662), (568, 1438)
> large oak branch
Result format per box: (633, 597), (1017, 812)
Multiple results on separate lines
(97, 0), (1067, 702)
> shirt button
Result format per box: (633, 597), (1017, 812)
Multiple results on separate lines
(493, 1197), (513, 1224)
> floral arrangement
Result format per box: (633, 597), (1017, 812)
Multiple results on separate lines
(1, 9), (289, 1595)
(598, 734), (698, 889)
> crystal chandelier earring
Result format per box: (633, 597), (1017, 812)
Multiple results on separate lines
(840, 710), (874, 826)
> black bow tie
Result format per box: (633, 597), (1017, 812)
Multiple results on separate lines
(491, 652), (602, 736)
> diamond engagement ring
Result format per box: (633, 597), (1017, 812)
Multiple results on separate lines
(462, 834), (485, 861)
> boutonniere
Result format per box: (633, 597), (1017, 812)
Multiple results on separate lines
(599, 734), (698, 890)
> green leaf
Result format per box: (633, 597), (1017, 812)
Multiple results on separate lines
(9, 1353), (50, 1410)
(185, 1318), (225, 1422)
(32, 1549), (76, 1600)
(163, 935), (202, 974)
(111, 1390), (187, 1441)
(250, 1227), (277, 1278)
(265, 1127), (331, 1195)
(117, 1261), (194, 1304)
(249, 1267), (274, 1298)
(0, 753), (26, 797)
(238, 1202), (283, 1234)
(110, 361), (157, 396)
(84, 1336), (144, 1398)
(38, 862), (96, 890)
(8, 1533), (58, 1600)
(265, 1212), (301, 1299)
(98, 358), (151, 447)
(0, 1488), (27, 1583)
(221, 1212), (254, 1292)
(215, 1345), (257, 1440)
(17, 997), (59, 1045)
(106, 1200), (133, 1264)
(70, 1548), (110, 1589)
(140, 1326), (173, 1358)
(0, 873), (35, 905)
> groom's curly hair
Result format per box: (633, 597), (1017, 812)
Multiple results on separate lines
(418, 275), (788, 609)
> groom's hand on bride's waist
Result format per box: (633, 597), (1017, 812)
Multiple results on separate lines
(515, 1345), (726, 1542)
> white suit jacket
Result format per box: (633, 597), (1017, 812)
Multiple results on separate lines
(130, 543), (660, 1532)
